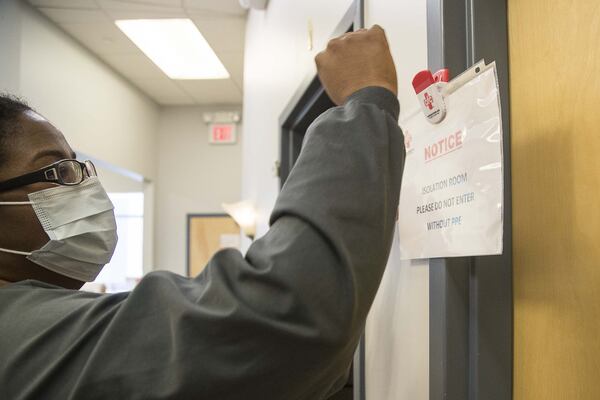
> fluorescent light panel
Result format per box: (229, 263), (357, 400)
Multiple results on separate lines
(115, 19), (229, 80)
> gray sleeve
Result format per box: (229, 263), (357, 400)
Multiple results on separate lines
(1, 87), (405, 400)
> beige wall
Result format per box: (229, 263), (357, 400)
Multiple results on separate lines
(154, 106), (243, 275)
(17, 2), (159, 181)
(242, 1), (429, 398)
(0, 0), (161, 272)
(0, 0), (21, 94)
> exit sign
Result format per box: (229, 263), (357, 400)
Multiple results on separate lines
(209, 123), (237, 144)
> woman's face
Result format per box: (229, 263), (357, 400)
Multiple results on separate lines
(0, 110), (82, 288)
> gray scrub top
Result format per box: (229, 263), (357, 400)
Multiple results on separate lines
(0, 87), (404, 400)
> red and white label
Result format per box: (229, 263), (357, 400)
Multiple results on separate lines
(424, 92), (434, 110)
(424, 130), (463, 162)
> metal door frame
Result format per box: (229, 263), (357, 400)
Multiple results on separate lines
(426, 0), (513, 399)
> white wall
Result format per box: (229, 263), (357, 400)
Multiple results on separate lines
(242, 1), (430, 398)
(242, 0), (354, 237)
(364, 2), (430, 400)
(154, 106), (243, 275)
(95, 165), (145, 193)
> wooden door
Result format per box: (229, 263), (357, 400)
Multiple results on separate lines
(508, 1), (600, 398)
(187, 215), (240, 277)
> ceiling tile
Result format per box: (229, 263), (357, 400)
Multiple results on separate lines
(96, 0), (182, 10)
(96, 0), (186, 19)
(192, 16), (246, 53)
(102, 8), (188, 20)
(28, 0), (246, 106)
(184, 0), (247, 17)
(28, 0), (98, 8)
(59, 22), (141, 54)
(132, 78), (195, 105)
(177, 79), (242, 105)
(102, 53), (166, 81)
(217, 51), (244, 88)
(38, 7), (107, 24)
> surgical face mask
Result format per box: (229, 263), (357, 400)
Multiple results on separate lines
(0, 177), (118, 282)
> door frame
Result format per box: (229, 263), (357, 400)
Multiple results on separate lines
(279, 2), (362, 186)
(278, 2), (366, 399)
(426, 0), (513, 399)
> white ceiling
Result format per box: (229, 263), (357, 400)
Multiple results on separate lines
(28, 0), (247, 106)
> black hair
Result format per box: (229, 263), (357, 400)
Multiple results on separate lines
(0, 93), (33, 166)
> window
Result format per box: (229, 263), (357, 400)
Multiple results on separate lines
(92, 192), (144, 293)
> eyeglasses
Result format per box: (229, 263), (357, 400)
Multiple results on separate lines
(0, 159), (97, 192)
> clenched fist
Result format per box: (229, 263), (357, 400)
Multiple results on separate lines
(315, 25), (397, 105)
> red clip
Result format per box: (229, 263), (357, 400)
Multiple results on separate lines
(433, 68), (450, 83)
(411, 68), (449, 124)
(412, 70), (435, 94)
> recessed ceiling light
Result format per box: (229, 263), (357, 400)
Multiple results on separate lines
(115, 19), (229, 80)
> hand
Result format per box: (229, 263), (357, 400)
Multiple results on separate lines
(315, 25), (398, 105)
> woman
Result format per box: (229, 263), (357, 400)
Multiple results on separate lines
(0, 26), (403, 400)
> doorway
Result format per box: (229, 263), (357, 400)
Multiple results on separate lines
(279, 76), (335, 185)
(278, 3), (363, 400)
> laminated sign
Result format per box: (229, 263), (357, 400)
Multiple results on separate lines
(398, 60), (504, 260)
